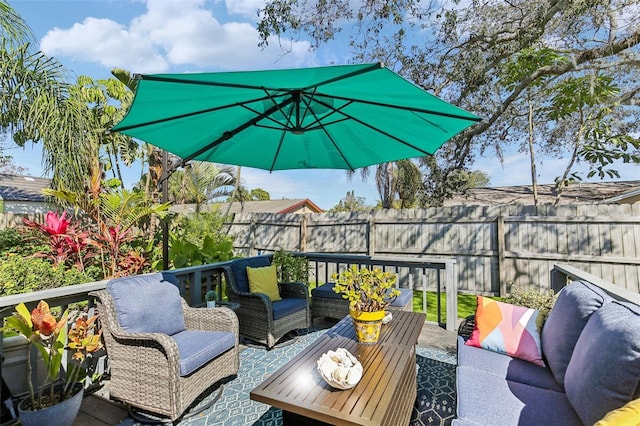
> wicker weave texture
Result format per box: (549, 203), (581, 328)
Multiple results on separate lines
(92, 290), (240, 421)
(224, 264), (311, 348)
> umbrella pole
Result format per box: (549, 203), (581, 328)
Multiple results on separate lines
(162, 150), (170, 270)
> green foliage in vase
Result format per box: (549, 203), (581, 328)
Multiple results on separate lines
(332, 266), (400, 313)
(272, 249), (310, 283)
(205, 290), (218, 302)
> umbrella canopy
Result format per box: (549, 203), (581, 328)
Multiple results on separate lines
(112, 62), (481, 171)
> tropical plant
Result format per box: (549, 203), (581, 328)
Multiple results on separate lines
(44, 167), (170, 278)
(2, 301), (102, 410)
(169, 162), (238, 213)
(332, 266), (400, 312)
(22, 211), (95, 272)
(170, 210), (232, 251)
(1, 1), (91, 192)
(169, 236), (234, 269)
(272, 249), (310, 283)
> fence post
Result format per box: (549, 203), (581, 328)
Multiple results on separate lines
(367, 216), (375, 256)
(300, 214), (308, 252)
(497, 215), (506, 297)
(445, 260), (458, 331)
(249, 216), (256, 255)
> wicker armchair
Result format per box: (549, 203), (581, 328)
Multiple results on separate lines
(91, 272), (239, 421)
(223, 255), (310, 348)
(458, 314), (476, 340)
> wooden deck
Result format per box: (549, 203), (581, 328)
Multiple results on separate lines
(72, 320), (457, 425)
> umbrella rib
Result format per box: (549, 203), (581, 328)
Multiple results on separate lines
(337, 109), (436, 157)
(318, 124), (355, 171)
(303, 91), (482, 123)
(301, 62), (383, 91)
(180, 96), (296, 164)
(114, 93), (287, 132)
(302, 95), (356, 171)
(269, 131), (287, 172)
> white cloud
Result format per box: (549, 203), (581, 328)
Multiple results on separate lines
(40, 17), (168, 73)
(39, 0), (314, 74)
(225, 0), (264, 19)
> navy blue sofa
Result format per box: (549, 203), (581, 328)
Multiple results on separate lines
(454, 280), (640, 425)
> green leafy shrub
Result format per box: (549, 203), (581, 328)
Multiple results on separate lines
(272, 249), (310, 283)
(169, 236), (234, 268)
(505, 286), (557, 316)
(0, 256), (92, 296)
(171, 211), (231, 247)
(0, 227), (46, 257)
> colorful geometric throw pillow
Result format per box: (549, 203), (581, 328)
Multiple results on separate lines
(466, 296), (545, 366)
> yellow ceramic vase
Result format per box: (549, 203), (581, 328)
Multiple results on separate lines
(350, 309), (385, 344)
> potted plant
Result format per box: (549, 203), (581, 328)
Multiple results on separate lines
(332, 266), (400, 344)
(205, 290), (218, 308)
(2, 301), (102, 426)
(272, 249), (310, 283)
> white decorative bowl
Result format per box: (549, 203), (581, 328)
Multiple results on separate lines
(317, 348), (363, 390)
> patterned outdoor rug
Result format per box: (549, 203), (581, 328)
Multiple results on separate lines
(118, 330), (457, 425)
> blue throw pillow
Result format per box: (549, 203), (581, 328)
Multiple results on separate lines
(107, 272), (186, 336)
(230, 256), (271, 292)
(564, 301), (640, 425)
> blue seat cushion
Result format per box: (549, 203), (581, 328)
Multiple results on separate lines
(107, 272), (185, 336)
(171, 330), (236, 376)
(564, 301), (640, 425)
(456, 336), (562, 392)
(272, 298), (307, 320)
(311, 282), (412, 308)
(541, 280), (611, 387)
(456, 366), (582, 426)
(230, 256), (271, 293)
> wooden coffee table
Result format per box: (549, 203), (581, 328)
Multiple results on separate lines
(250, 311), (426, 425)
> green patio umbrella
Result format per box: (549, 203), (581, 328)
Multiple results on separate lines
(112, 62), (481, 171)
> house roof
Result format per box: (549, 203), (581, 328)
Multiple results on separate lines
(170, 198), (324, 215)
(0, 174), (51, 202)
(443, 180), (640, 206)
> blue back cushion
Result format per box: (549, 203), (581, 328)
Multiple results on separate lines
(107, 272), (186, 336)
(230, 256), (271, 292)
(541, 280), (610, 387)
(564, 301), (640, 425)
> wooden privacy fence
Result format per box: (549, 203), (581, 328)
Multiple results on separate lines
(228, 203), (640, 296)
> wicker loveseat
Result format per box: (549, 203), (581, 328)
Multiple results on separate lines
(91, 272), (240, 421)
(222, 255), (311, 348)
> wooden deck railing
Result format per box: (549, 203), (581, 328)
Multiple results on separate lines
(0, 251), (459, 378)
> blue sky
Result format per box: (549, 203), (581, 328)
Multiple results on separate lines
(6, 0), (639, 209)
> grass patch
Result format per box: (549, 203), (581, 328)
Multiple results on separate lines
(411, 291), (500, 323)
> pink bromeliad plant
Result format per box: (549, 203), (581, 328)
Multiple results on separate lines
(23, 211), (95, 272)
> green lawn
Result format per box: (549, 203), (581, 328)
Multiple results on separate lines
(412, 291), (500, 323)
